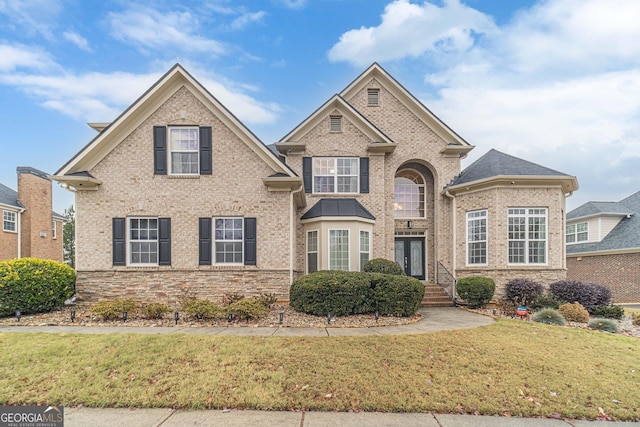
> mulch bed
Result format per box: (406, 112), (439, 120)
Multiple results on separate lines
(0, 302), (423, 329)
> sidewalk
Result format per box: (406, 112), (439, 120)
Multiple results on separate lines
(0, 307), (494, 336)
(63, 407), (639, 426)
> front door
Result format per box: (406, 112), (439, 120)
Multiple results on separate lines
(394, 238), (425, 280)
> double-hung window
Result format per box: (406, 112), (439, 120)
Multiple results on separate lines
(467, 210), (487, 265)
(359, 230), (370, 271)
(214, 218), (244, 264)
(329, 230), (349, 270)
(508, 208), (547, 264)
(307, 230), (318, 273)
(169, 127), (199, 174)
(566, 222), (588, 244)
(313, 158), (358, 193)
(52, 221), (57, 239)
(129, 218), (158, 265)
(3, 210), (16, 232)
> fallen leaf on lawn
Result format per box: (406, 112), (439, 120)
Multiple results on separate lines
(325, 393), (333, 398)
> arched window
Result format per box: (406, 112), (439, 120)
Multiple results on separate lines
(394, 169), (425, 218)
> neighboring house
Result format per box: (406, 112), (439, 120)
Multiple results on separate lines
(0, 167), (66, 262)
(566, 191), (640, 303)
(52, 63), (577, 304)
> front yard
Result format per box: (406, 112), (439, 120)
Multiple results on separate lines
(1, 320), (639, 421)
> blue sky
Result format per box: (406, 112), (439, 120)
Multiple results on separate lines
(1, 0), (639, 214)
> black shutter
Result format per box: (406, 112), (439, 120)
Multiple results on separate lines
(244, 217), (257, 266)
(154, 126), (167, 175)
(112, 218), (126, 266)
(302, 157), (312, 193)
(199, 127), (212, 175)
(158, 218), (171, 266)
(199, 217), (212, 265)
(360, 157), (369, 193)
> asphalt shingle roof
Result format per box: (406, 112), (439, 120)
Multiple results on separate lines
(448, 149), (570, 187)
(301, 198), (375, 220)
(0, 183), (22, 209)
(567, 190), (640, 254)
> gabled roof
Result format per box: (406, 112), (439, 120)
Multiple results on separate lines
(0, 183), (23, 209)
(277, 94), (395, 153)
(567, 190), (640, 255)
(340, 62), (473, 154)
(567, 201), (632, 220)
(445, 149), (578, 194)
(54, 64), (295, 185)
(301, 198), (375, 221)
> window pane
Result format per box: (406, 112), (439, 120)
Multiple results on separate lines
(308, 253), (318, 273)
(214, 218), (243, 264)
(394, 169), (425, 218)
(329, 230), (349, 271)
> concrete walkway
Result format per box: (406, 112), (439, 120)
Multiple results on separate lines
(3, 308), (638, 426)
(0, 307), (494, 336)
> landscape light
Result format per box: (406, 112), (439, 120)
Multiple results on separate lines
(227, 313), (233, 323)
(279, 312), (284, 324)
(15, 310), (21, 321)
(70, 310), (76, 323)
(327, 313), (331, 324)
(174, 311), (179, 325)
(375, 311), (379, 322)
(122, 311), (128, 322)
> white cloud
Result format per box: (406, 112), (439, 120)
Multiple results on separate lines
(63, 31), (91, 52)
(108, 7), (227, 55)
(0, 43), (55, 71)
(0, 0), (63, 38)
(274, 0), (307, 10)
(229, 10), (266, 31)
(328, 0), (498, 67)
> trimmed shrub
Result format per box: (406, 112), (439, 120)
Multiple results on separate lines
(182, 299), (224, 320)
(504, 278), (543, 306)
(257, 293), (278, 308)
(363, 258), (404, 275)
(549, 280), (611, 314)
(370, 273), (425, 316)
(558, 302), (590, 323)
(592, 305), (625, 320)
(90, 299), (139, 321)
(632, 313), (640, 326)
(530, 292), (561, 310)
(588, 318), (619, 333)
(222, 293), (245, 306)
(456, 276), (495, 309)
(0, 258), (76, 316)
(289, 271), (373, 316)
(227, 298), (270, 320)
(533, 308), (566, 326)
(141, 303), (171, 319)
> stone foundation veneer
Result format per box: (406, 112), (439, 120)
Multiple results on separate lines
(76, 269), (294, 306)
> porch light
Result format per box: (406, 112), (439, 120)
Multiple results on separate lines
(407, 220), (413, 229)
(174, 311), (179, 325)
(70, 310), (76, 323)
(122, 311), (128, 322)
(15, 310), (21, 321)
(279, 312), (284, 324)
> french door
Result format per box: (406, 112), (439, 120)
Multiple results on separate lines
(394, 238), (425, 280)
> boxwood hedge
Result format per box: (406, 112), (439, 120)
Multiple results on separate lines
(0, 258), (75, 316)
(456, 276), (495, 308)
(289, 270), (424, 316)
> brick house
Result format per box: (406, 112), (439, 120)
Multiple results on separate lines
(566, 191), (640, 303)
(0, 167), (66, 262)
(52, 63), (578, 304)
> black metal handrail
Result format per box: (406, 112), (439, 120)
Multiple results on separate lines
(436, 261), (456, 300)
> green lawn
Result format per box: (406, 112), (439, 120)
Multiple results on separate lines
(1, 319), (639, 420)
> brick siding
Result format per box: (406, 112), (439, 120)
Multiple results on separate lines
(567, 252), (640, 303)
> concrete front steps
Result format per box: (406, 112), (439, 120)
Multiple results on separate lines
(421, 283), (454, 307)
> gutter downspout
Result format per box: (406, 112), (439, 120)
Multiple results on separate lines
(444, 190), (456, 300)
(17, 208), (23, 258)
(290, 184), (304, 286)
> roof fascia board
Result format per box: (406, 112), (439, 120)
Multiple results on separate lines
(300, 216), (375, 225)
(445, 175), (579, 195)
(340, 63), (470, 148)
(567, 247), (640, 257)
(0, 202), (25, 212)
(567, 212), (631, 222)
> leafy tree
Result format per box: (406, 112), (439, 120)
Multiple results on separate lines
(63, 205), (75, 268)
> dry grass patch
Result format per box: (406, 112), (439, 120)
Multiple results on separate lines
(0, 320), (639, 420)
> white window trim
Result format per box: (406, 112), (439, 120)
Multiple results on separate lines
(52, 220), (57, 239)
(3, 210), (17, 233)
(312, 157), (359, 194)
(127, 217), (159, 266)
(306, 229), (319, 274)
(566, 222), (588, 245)
(466, 210), (488, 266)
(507, 208), (548, 266)
(359, 229), (371, 271)
(213, 217), (244, 265)
(328, 229), (350, 271)
(168, 126), (199, 176)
